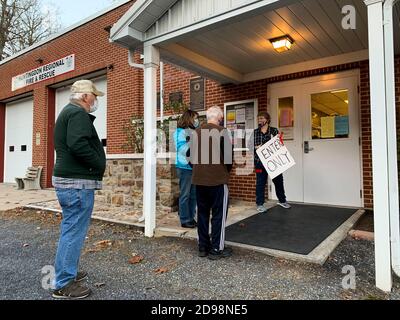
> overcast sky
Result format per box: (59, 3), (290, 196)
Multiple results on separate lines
(43, 0), (117, 29)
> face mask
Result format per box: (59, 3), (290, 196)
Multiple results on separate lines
(89, 99), (99, 113)
(219, 118), (224, 126)
(258, 120), (268, 128)
(193, 119), (200, 128)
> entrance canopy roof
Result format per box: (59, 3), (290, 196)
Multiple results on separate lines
(110, 0), (400, 83)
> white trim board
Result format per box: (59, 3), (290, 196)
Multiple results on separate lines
(267, 69), (361, 89)
(245, 50), (369, 82)
(160, 49), (369, 85)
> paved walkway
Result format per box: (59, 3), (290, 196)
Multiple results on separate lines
(0, 184), (57, 211)
(0, 183), (258, 233)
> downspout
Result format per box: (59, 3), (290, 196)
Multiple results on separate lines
(383, 0), (400, 278)
(128, 50), (144, 69)
(160, 61), (164, 121)
(128, 49), (145, 223)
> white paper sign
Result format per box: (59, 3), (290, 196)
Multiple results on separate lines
(256, 134), (296, 179)
(12, 54), (75, 91)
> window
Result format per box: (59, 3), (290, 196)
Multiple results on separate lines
(9, 146), (14, 152)
(278, 97), (294, 140)
(21, 145), (27, 152)
(311, 89), (349, 140)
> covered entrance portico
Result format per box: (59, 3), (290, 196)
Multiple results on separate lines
(110, 0), (400, 291)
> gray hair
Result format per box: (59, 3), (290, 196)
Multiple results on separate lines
(69, 92), (86, 104)
(206, 106), (223, 121)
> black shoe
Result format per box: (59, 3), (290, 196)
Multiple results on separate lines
(191, 220), (198, 227)
(207, 247), (233, 260)
(181, 222), (196, 228)
(75, 271), (88, 282)
(52, 281), (91, 299)
(198, 247), (209, 257)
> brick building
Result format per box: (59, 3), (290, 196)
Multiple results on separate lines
(1, 0), (396, 208)
(1, 0), (400, 290)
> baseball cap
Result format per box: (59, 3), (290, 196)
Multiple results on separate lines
(71, 80), (105, 97)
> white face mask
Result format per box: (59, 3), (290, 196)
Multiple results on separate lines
(89, 99), (99, 113)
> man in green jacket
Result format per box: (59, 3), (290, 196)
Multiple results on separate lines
(52, 80), (106, 299)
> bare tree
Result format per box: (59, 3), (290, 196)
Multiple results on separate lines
(0, 0), (61, 61)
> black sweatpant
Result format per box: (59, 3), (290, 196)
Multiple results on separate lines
(196, 184), (229, 251)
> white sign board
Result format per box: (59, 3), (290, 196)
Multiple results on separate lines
(12, 54), (75, 91)
(256, 134), (296, 179)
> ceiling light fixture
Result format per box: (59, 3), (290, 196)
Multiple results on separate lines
(269, 35), (294, 53)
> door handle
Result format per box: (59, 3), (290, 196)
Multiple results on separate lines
(304, 141), (314, 153)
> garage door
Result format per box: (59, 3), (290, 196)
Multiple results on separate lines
(55, 77), (107, 151)
(4, 98), (34, 183)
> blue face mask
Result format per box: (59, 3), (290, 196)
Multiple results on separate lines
(194, 119), (200, 128)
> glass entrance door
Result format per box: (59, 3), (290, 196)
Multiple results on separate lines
(269, 72), (362, 207)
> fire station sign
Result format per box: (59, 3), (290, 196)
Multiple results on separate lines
(12, 54), (75, 91)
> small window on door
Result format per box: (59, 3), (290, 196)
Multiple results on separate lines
(21, 145), (27, 152)
(9, 146), (15, 152)
(101, 139), (107, 147)
(278, 97), (294, 140)
(311, 89), (349, 140)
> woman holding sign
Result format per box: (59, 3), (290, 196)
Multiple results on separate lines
(252, 112), (291, 213)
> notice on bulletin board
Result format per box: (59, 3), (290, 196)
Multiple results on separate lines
(321, 117), (335, 138)
(225, 100), (257, 149)
(227, 110), (236, 124)
(236, 108), (246, 124)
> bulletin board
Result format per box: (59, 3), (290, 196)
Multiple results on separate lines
(224, 99), (258, 151)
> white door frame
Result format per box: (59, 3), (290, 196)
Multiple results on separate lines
(267, 69), (363, 207)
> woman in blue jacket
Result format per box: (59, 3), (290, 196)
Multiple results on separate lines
(174, 110), (199, 228)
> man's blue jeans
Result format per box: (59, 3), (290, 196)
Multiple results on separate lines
(54, 188), (94, 289)
(176, 168), (197, 224)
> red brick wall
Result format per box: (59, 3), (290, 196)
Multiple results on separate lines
(0, 0), (397, 208)
(159, 62), (375, 205)
(359, 61), (372, 208)
(0, 1), (139, 187)
(0, 103), (5, 182)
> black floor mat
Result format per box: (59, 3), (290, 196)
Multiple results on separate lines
(225, 204), (357, 255)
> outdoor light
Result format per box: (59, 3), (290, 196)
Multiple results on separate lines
(269, 35), (294, 53)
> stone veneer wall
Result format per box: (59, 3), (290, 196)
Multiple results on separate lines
(96, 158), (180, 213)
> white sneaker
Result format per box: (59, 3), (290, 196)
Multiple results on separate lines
(278, 202), (291, 209)
(257, 205), (267, 213)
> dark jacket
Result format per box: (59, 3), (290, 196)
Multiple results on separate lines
(191, 123), (233, 186)
(251, 126), (280, 165)
(53, 103), (106, 180)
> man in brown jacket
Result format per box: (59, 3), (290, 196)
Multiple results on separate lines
(191, 106), (233, 260)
